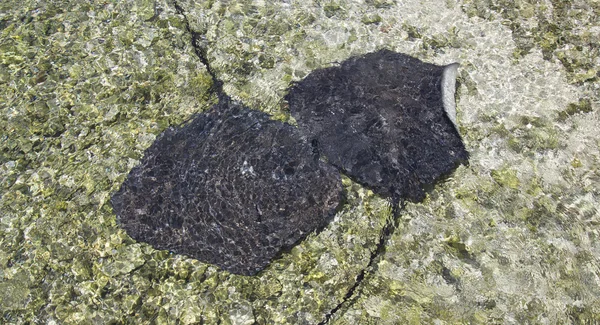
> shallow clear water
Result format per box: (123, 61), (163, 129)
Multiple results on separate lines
(0, 0), (598, 323)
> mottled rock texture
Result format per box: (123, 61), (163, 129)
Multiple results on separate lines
(111, 100), (342, 275)
(286, 50), (469, 202)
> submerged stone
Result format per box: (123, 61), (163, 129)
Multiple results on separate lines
(286, 49), (469, 202)
(111, 100), (342, 275)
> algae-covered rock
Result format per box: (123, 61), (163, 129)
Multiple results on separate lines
(0, 0), (213, 322)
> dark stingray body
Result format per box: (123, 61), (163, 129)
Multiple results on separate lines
(111, 100), (342, 275)
(286, 49), (469, 202)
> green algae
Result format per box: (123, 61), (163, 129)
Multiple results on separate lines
(559, 98), (593, 121)
(491, 166), (521, 189)
(462, 0), (600, 86)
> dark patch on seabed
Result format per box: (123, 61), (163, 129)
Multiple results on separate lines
(111, 100), (342, 276)
(111, 0), (469, 322)
(286, 49), (469, 203)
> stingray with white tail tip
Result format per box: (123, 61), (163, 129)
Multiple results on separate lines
(111, 49), (469, 275)
(286, 49), (468, 204)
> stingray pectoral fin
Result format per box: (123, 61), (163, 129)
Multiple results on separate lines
(441, 62), (460, 129)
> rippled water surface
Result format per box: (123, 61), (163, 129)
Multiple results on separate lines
(1, 0), (598, 323)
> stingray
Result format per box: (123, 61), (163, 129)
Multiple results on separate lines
(111, 49), (469, 276)
(285, 49), (469, 202)
(111, 100), (342, 275)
